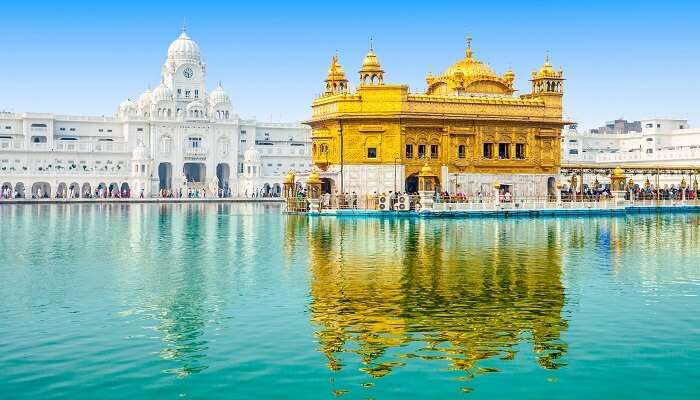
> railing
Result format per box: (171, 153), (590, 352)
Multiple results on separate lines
(0, 168), (129, 177)
(285, 199), (309, 213)
(30, 142), (49, 150)
(0, 140), (24, 150)
(1, 141), (128, 153)
(286, 192), (700, 214)
(185, 148), (207, 157)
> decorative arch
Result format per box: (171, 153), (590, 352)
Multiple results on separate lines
(81, 183), (92, 198)
(14, 182), (26, 198)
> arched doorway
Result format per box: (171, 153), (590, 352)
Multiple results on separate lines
(216, 163), (230, 189)
(56, 182), (68, 198)
(120, 182), (130, 198)
(405, 174), (418, 194)
(1, 182), (11, 199)
(547, 177), (556, 199)
(14, 182), (25, 198)
(31, 182), (51, 198)
(263, 183), (271, 196)
(321, 178), (334, 194)
(81, 183), (92, 198)
(184, 162), (206, 183)
(69, 182), (80, 198)
(97, 182), (107, 197)
(158, 162), (173, 190)
(273, 183), (281, 197)
(108, 182), (119, 197)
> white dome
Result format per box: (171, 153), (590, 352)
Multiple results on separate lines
(132, 141), (148, 160)
(119, 99), (137, 110)
(209, 83), (231, 106)
(138, 88), (152, 109)
(152, 83), (173, 102)
(118, 99), (137, 117)
(244, 146), (262, 163)
(167, 30), (201, 64)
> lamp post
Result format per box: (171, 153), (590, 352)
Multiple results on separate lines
(393, 152), (400, 193)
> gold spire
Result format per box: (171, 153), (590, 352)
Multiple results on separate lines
(466, 36), (473, 59)
(537, 51), (556, 76)
(283, 169), (296, 185)
(326, 54), (347, 82)
(308, 168), (322, 185)
(359, 39), (384, 86)
(324, 53), (348, 95)
(503, 65), (515, 85)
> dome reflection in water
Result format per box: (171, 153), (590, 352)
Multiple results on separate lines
(291, 216), (568, 389)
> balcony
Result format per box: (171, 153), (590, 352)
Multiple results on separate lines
(184, 147), (207, 159)
(0, 140), (24, 151)
(30, 142), (49, 150)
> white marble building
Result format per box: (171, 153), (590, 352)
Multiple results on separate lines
(561, 118), (700, 187)
(562, 119), (700, 165)
(0, 28), (310, 199)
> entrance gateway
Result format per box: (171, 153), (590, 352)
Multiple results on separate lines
(184, 162), (206, 183)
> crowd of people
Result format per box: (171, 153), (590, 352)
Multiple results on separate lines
(565, 184), (700, 201)
(159, 186), (234, 199)
(0, 185), (133, 199)
(242, 189), (280, 198)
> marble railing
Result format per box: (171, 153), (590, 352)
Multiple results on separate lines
(0, 141), (128, 153)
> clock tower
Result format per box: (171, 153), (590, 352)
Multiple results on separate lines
(162, 26), (207, 108)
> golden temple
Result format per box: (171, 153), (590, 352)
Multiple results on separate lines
(306, 38), (567, 197)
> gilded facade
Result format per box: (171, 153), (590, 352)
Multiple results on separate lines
(306, 39), (567, 196)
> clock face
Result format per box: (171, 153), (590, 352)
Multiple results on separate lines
(183, 67), (193, 79)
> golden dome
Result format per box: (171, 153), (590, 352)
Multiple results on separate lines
(532, 53), (563, 80)
(503, 67), (515, 85)
(307, 169), (322, 185)
(360, 50), (382, 72)
(611, 166), (625, 178)
(443, 53), (498, 81)
(426, 38), (513, 96)
(283, 169), (296, 185)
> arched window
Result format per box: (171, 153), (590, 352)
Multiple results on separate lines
(187, 137), (203, 150)
(219, 138), (230, 156)
(160, 135), (172, 154)
(458, 144), (466, 159)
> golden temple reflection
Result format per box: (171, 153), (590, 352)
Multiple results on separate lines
(302, 217), (568, 384)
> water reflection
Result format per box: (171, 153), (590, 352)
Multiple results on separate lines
(302, 217), (568, 388)
(119, 203), (261, 378)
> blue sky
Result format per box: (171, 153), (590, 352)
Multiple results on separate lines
(0, 1), (697, 129)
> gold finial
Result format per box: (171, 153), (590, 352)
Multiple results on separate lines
(369, 36), (374, 52)
(466, 36), (473, 58)
(544, 50), (550, 65)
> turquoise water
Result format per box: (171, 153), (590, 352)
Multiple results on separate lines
(1, 203), (699, 399)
